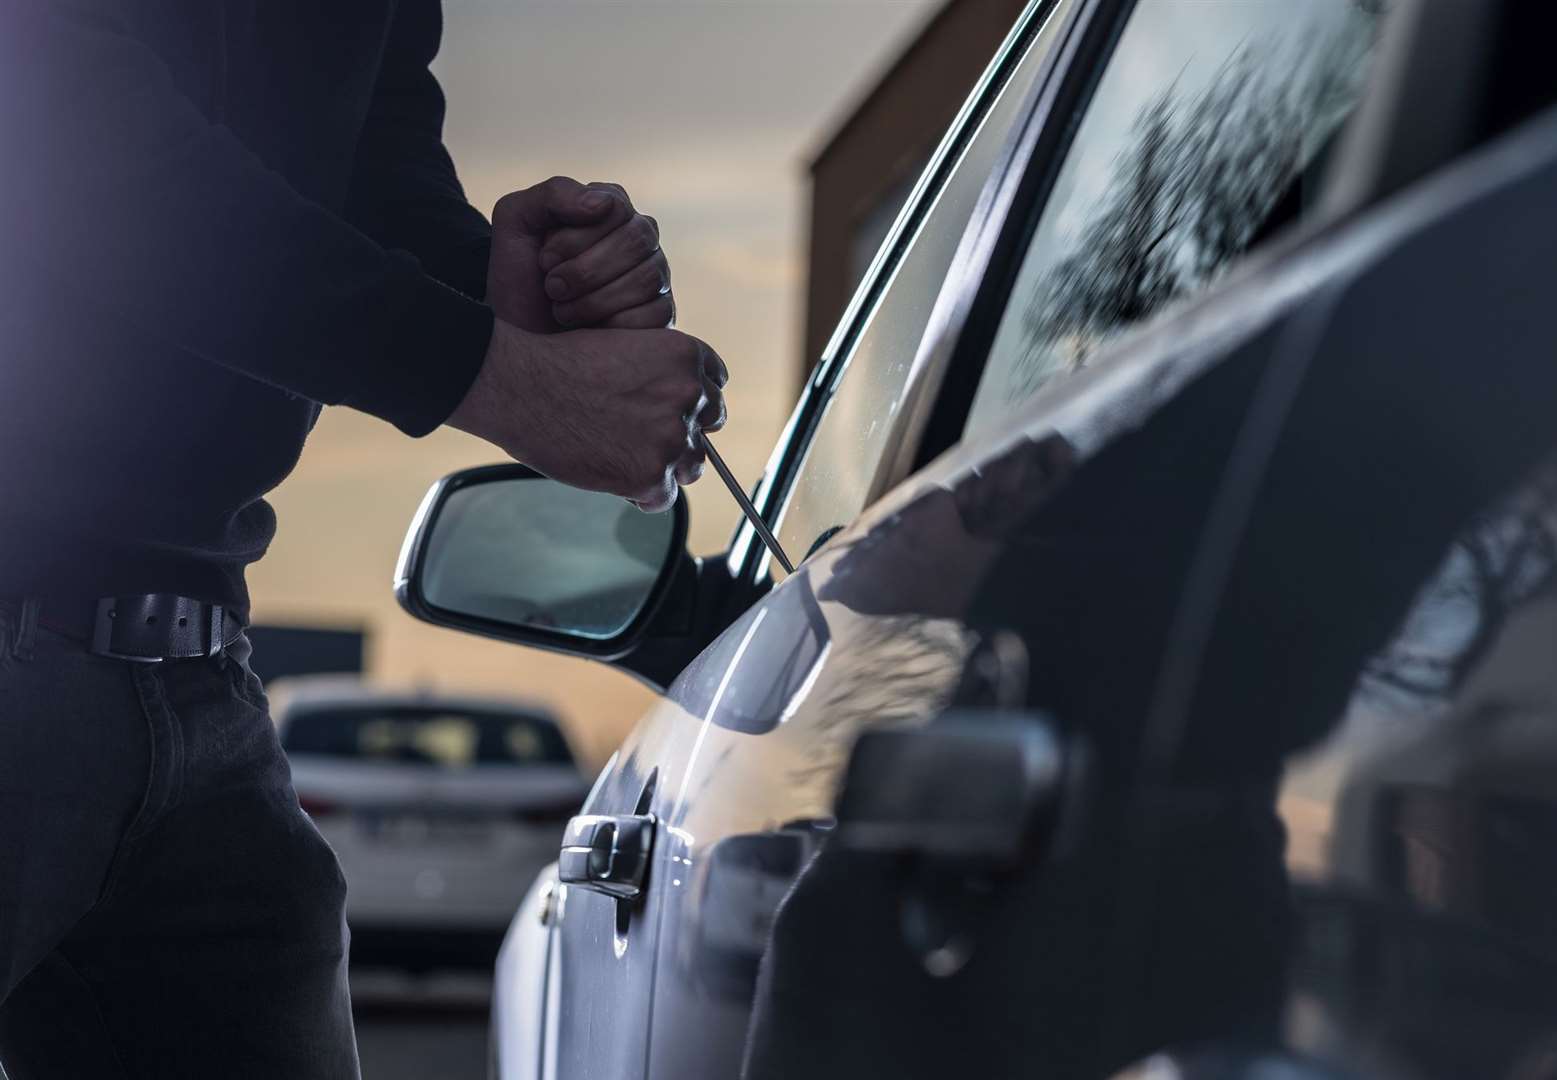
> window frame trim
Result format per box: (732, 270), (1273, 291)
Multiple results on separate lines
(863, 0), (1128, 501)
(722, 0), (1084, 582)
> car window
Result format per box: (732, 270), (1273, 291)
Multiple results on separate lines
(963, 0), (1385, 438)
(772, 0), (1069, 568)
(282, 706), (573, 768)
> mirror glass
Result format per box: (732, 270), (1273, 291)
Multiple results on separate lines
(421, 476), (677, 641)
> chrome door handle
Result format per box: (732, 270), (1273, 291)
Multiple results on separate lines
(558, 813), (656, 900)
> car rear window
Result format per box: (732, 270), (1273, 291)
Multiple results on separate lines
(281, 706), (573, 768)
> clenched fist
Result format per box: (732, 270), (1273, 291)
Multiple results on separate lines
(488, 176), (673, 333)
(449, 319), (726, 513)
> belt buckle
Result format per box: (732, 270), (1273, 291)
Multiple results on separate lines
(89, 596), (227, 662)
(91, 598), (163, 663)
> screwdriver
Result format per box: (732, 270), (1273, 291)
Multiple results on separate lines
(700, 435), (795, 574)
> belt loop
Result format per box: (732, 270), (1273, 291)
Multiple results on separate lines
(208, 604), (225, 658)
(13, 598), (39, 661)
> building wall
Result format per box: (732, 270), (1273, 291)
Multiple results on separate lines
(802, 0), (1031, 390)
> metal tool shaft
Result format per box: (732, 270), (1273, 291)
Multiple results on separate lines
(701, 436), (795, 574)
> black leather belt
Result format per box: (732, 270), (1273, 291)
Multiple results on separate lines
(32, 594), (244, 663)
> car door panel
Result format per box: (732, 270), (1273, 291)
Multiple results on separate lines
(553, 0), (1405, 1073)
(634, 79), (1557, 1079)
(637, 244), (1331, 1080)
(741, 101), (1557, 1080)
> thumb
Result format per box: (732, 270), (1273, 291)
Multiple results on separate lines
(492, 176), (615, 237)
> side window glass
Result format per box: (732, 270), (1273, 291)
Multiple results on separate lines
(964, 0), (1386, 437)
(773, 1), (1070, 567)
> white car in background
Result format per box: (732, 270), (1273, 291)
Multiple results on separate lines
(273, 681), (589, 971)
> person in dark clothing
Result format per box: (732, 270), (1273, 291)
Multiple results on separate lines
(0, 2), (725, 1075)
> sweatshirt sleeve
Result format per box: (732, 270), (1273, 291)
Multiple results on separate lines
(345, 0), (494, 304)
(0, 1), (492, 438)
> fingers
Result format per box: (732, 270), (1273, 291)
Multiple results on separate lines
(529, 182), (674, 330)
(552, 251), (672, 328)
(491, 176), (623, 237)
(670, 371), (726, 487)
(697, 340), (729, 390)
(674, 445), (706, 486)
(696, 375), (726, 434)
(542, 213), (662, 307)
(538, 186), (639, 267)
(629, 475), (679, 515)
(601, 295), (676, 330)
(650, 342), (727, 497)
(578, 330), (724, 511)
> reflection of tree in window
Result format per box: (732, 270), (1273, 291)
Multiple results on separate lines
(1009, 6), (1379, 400)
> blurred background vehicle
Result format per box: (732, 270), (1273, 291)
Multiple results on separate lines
(273, 680), (588, 972)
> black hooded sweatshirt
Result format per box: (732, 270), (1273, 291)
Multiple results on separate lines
(0, 0), (496, 616)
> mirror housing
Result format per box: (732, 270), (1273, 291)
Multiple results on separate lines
(395, 464), (691, 671)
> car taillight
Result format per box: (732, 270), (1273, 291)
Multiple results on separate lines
(298, 795), (339, 818)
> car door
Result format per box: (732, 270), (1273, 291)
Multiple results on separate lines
(539, 5), (1073, 1077)
(624, 1), (1399, 1077)
(1098, 102), (1557, 1077)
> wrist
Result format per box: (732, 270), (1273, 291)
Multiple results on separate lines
(448, 317), (539, 453)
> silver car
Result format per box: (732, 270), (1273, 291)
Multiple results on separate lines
(274, 683), (587, 971)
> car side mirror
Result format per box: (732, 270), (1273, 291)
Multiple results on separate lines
(395, 464), (688, 662)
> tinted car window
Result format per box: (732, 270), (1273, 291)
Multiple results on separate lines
(774, 1), (1069, 566)
(282, 706), (573, 768)
(964, 0), (1384, 438)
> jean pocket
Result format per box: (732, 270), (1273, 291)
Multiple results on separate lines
(222, 636), (270, 714)
(234, 664), (270, 714)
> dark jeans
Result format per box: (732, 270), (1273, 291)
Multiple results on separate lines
(0, 602), (359, 1078)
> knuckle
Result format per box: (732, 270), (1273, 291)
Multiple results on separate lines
(628, 217), (659, 259)
(566, 262), (600, 293)
(491, 191), (522, 225)
(588, 183), (630, 215)
(638, 259), (668, 293)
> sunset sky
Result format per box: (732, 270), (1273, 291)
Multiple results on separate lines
(250, 1), (939, 764)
